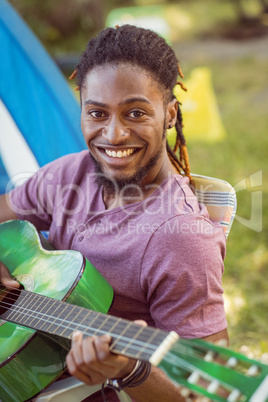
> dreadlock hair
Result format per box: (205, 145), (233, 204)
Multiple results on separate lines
(73, 24), (191, 180)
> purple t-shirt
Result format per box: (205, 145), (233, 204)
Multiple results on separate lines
(10, 150), (227, 338)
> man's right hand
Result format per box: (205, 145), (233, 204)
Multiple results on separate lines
(0, 262), (20, 288)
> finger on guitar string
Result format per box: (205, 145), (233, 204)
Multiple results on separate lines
(67, 330), (136, 385)
(0, 261), (20, 288)
(93, 335), (137, 379)
(67, 331), (104, 385)
(133, 319), (148, 327)
(66, 348), (96, 386)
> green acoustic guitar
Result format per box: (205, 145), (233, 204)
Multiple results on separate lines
(0, 220), (268, 402)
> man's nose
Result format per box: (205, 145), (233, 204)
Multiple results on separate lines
(102, 118), (130, 144)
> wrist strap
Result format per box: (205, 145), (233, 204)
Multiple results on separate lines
(120, 359), (141, 384)
(102, 360), (151, 398)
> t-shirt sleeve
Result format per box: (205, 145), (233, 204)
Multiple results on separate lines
(8, 153), (83, 231)
(140, 213), (227, 339)
(9, 162), (59, 231)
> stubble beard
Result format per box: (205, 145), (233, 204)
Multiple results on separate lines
(91, 121), (167, 197)
(90, 146), (163, 198)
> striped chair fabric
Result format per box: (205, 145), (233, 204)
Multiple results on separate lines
(191, 173), (237, 238)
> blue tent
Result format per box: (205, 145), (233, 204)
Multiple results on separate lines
(0, 0), (85, 194)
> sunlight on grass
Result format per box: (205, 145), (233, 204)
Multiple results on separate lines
(224, 292), (246, 327)
(184, 53), (268, 355)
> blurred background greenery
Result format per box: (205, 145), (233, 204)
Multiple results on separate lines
(9, 0), (268, 357)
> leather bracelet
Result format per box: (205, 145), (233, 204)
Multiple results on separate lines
(102, 360), (151, 395)
(119, 359), (142, 386)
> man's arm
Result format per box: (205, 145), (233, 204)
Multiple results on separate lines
(202, 328), (229, 345)
(0, 193), (20, 288)
(0, 193), (18, 223)
(66, 328), (228, 402)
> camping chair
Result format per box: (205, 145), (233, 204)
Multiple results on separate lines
(191, 173), (237, 238)
(35, 174), (236, 402)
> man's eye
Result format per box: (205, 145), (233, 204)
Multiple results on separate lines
(89, 111), (105, 118)
(128, 110), (144, 118)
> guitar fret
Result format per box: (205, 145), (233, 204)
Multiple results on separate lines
(57, 304), (77, 336)
(2, 286), (169, 363)
(43, 316), (70, 334)
(4, 291), (28, 322)
(30, 295), (59, 331)
(60, 305), (103, 339)
(89, 316), (122, 337)
(41, 302), (73, 334)
(136, 328), (162, 360)
(104, 317), (122, 336)
(99, 319), (170, 361)
(110, 324), (165, 361)
(63, 307), (92, 338)
(77, 309), (102, 337)
(37, 299), (66, 332)
(6, 290), (38, 324)
(117, 325), (144, 355)
(91, 315), (110, 336)
(62, 307), (121, 340)
(110, 321), (132, 352)
(21, 293), (47, 327)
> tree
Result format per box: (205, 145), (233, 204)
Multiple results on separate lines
(226, 0), (268, 38)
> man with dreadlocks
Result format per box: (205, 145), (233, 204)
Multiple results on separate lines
(0, 25), (227, 401)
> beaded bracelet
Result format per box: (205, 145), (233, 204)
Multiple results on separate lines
(101, 360), (151, 399)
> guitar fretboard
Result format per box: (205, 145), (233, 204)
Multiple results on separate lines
(0, 286), (176, 363)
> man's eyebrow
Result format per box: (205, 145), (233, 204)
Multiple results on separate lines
(119, 97), (152, 106)
(84, 99), (107, 107)
(83, 97), (152, 107)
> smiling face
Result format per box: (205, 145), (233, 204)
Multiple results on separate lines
(80, 63), (177, 193)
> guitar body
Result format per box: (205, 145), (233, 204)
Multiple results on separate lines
(0, 220), (113, 402)
(1, 221), (268, 402)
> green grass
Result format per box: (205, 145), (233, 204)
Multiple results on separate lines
(183, 55), (268, 356)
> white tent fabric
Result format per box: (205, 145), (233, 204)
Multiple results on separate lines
(0, 0), (85, 195)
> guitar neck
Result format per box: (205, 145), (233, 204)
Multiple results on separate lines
(0, 285), (177, 364)
(1, 285), (268, 401)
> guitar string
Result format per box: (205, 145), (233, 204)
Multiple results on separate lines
(0, 296), (195, 370)
(0, 293), (253, 367)
(0, 294), (241, 384)
(0, 292), (238, 362)
(1, 289), (256, 370)
(1, 293), (260, 398)
(0, 295), (166, 356)
(0, 293), (162, 344)
(0, 288), (160, 341)
(0, 295), (240, 396)
(0, 293), (208, 373)
(0, 294), (250, 396)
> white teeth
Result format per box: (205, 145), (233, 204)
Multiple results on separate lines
(105, 149), (135, 158)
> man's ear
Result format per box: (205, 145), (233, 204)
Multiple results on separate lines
(166, 97), (178, 129)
